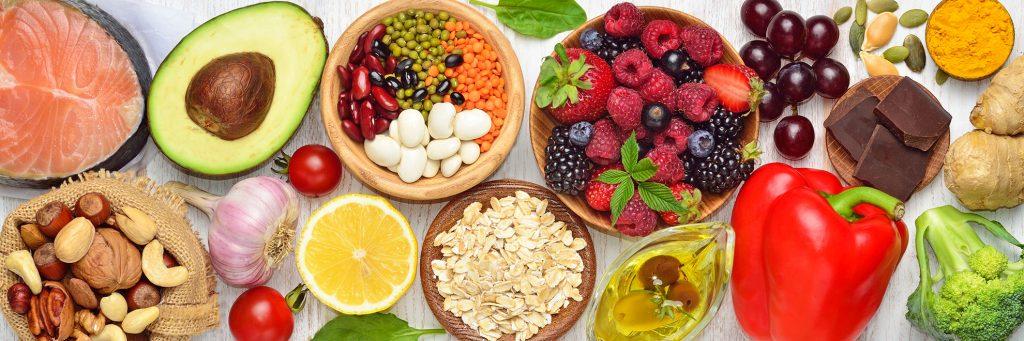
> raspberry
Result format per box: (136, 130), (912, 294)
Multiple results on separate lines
(616, 192), (657, 236)
(679, 26), (724, 67)
(585, 165), (624, 211)
(607, 87), (643, 131)
(604, 2), (645, 38)
(647, 144), (685, 184)
(640, 69), (675, 104)
(612, 49), (654, 88)
(586, 119), (624, 165)
(672, 83), (719, 123)
(641, 20), (682, 59)
(660, 183), (700, 225)
(654, 118), (693, 152)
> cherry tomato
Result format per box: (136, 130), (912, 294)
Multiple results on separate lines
(281, 144), (343, 197)
(229, 286), (293, 341)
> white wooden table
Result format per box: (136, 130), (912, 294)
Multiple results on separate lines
(3, 0), (1023, 340)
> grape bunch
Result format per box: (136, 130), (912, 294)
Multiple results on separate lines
(739, 0), (851, 160)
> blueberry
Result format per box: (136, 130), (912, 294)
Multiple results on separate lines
(568, 122), (594, 147)
(580, 29), (605, 52)
(642, 103), (670, 132)
(661, 50), (695, 80)
(687, 130), (715, 158)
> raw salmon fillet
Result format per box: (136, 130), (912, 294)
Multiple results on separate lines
(0, 0), (143, 180)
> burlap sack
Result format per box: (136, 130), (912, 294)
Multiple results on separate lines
(0, 172), (219, 340)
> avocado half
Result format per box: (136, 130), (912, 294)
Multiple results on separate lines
(148, 2), (327, 176)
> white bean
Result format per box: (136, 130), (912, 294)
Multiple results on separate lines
(397, 109), (426, 148)
(459, 141), (480, 165)
(423, 159), (439, 178)
(441, 155), (462, 178)
(426, 137), (460, 160)
(428, 102), (456, 139)
(388, 120), (400, 141)
(363, 134), (401, 167)
(397, 146), (427, 183)
(453, 109), (492, 141)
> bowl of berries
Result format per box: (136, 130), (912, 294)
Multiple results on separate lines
(529, 3), (761, 236)
(321, 0), (524, 201)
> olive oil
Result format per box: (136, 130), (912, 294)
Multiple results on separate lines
(586, 223), (733, 341)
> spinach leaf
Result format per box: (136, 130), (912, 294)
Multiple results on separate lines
(312, 313), (446, 341)
(470, 0), (587, 39)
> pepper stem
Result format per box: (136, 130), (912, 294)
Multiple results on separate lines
(825, 187), (904, 221)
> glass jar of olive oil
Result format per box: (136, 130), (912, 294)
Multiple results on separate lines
(584, 223), (734, 340)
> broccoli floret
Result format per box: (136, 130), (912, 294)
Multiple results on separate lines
(906, 206), (1024, 341)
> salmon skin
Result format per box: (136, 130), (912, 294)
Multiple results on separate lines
(0, 0), (151, 188)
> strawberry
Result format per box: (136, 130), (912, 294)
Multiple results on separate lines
(659, 183), (702, 225)
(535, 44), (616, 124)
(703, 64), (764, 113)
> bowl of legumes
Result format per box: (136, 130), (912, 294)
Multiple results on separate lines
(321, 0), (525, 201)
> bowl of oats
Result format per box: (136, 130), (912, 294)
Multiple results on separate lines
(421, 179), (597, 340)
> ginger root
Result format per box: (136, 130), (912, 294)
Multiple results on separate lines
(970, 56), (1024, 135)
(944, 131), (1024, 210)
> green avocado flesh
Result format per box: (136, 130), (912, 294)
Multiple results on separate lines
(148, 1), (326, 176)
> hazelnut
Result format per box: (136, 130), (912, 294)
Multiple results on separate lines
(34, 243), (68, 281)
(64, 278), (98, 310)
(36, 202), (73, 238)
(72, 228), (141, 294)
(163, 253), (178, 268)
(124, 280), (161, 310)
(20, 224), (48, 250)
(7, 282), (31, 314)
(75, 192), (111, 226)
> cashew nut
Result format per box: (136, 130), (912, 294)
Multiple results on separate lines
(5, 250), (41, 294)
(99, 293), (127, 322)
(92, 324), (127, 341)
(142, 241), (188, 287)
(120, 306), (159, 334)
(114, 206), (156, 245)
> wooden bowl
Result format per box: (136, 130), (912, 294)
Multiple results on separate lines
(320, 0), (524, 202)
(528, 7), (757, 235)
(825, 76), (949, 197)
(925, 0), (1015, 81)
(420, 179), (596, 340)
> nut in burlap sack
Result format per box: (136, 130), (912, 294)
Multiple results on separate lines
(1, 172), (219, 340)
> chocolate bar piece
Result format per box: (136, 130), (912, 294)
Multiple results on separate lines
(853, 125), (930, 201)
(874, 77), (951, 151)
(825, 92), (880, 159)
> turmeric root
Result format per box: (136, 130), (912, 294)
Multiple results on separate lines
(944, 130), (1024, 210)
(970, 56), (1024, 135)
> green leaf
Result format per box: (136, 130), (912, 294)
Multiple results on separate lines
(552, 86), (570, 108)
(538, 57), (559, 85)
(637, 182), (685, 213)
(598, 169), (631, 184)
(534, 85), (554, 107)
(575, 80), (593, 90)
(312, 313), (446, 341)
(467, 0), (586, 38)
(564, 84), (579, 103)
(621, 132), (639, 172)
(609, 181), (635, 225)
(630, 159), (657, 182)
(741, 140), (762, 161)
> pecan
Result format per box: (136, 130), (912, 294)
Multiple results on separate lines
(27, 295), (43, 336)
(40, 281), (74, 340)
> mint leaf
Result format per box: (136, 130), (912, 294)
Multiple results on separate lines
(609, 181), (635, 225)
(621, 132), (639, 172)
(631, 159), (657, 182)
(597, 169), (630, 184)
(637, 182), (685, 213)
(312, 313), (445, 341)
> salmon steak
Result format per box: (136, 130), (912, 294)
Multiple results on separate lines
(0, 0), (150, 188)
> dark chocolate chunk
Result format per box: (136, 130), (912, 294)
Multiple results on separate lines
(853, 125), (930, 201)
(826, 92), (880, 159)
(874, 77), (951, 151)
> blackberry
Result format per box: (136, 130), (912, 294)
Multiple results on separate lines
(704, 107), (743, 140)
(595, 36), (641, 61)
(684, 140), (756, 194)
(544, 126), (594, 195)
(660, 50), (704, 84)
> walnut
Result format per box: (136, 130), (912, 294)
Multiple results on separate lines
(72, 228), (142, 294)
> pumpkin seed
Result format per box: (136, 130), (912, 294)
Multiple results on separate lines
(856, 0), (868, 25)
(899, 9), (928, 28)
(883, 46), (909, 63)
(936, 69), (949, 85)
(867, 0), (899, 13)
(903, 34), (926, 72)
(850, 23), (866, 57)
(834, 7), (853, 24)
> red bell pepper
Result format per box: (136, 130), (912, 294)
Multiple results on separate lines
(730, 163), (908, 341)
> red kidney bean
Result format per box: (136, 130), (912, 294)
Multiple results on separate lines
(373, 118), (390, 134)
(385, 56), (397, 74)
(381, 110), (399, 120)
(341, 119), (363, 142)
(359, 101), (376, 140)
(365, 24), (386, 54)
(371, 87), (399, 112)
(365, 56), (385, 75)
(351, 31), (368, 64)
(337, 92), (352, 119)
(336, 65), (351, 91)
(351, 66), (371, 100)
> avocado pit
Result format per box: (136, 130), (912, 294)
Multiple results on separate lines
(186, 52), (276, 140)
